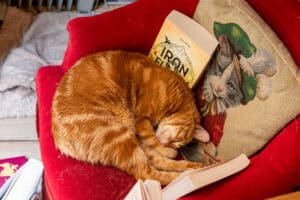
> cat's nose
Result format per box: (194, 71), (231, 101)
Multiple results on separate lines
(158, 135), (173, 146)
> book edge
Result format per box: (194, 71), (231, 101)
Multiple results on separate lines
(168, 10), (218, 55)
(162, 154), (250, 198)
(188, 154), (250, 187)
(124, 180), (145, 200)
(144, 180), (162, 200)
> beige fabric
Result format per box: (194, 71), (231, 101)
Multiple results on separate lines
(193, 0), (300, 159)
(0, 7), (33, 64)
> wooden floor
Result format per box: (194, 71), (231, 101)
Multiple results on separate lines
(0, 140), (40, 160)
(0, 118), (40, 160)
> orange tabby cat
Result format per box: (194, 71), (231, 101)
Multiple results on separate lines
(52, 50), (208, 185)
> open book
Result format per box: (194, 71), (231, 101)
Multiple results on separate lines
(125, 154), (250, 200)
(125, 179), (162, 200)
(148, 10), (218, 88)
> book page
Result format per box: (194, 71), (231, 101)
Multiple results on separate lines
(144, 180), (162, 200)
(162, 154), (250, 200)
(189, 154), (250, 186)
(124, 180), (145, 200)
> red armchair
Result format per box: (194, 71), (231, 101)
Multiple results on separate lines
(36, 0), (300, 199)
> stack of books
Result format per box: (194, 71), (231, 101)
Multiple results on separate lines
(0, 156), (44, 200)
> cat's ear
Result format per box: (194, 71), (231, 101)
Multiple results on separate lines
(194, 124), (210, 143)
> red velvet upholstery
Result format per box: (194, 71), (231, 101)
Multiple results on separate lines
(36, 0), (300, 199)
(62, 0), (199, 72)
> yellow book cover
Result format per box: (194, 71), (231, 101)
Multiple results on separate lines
(149, 10), (218, 88)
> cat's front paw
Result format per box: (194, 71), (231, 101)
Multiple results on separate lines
(157, 146), (178, 159)
(175, 160), (203, 172)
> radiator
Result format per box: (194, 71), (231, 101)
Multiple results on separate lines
(4, 0), (98, 12)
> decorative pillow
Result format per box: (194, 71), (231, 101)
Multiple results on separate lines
(193, 0), (300, 160)
(0, 7), (33, 64)
(61, 0), (199, 72)
(246, 0), (300, 67)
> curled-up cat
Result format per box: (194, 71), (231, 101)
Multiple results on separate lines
(51, 50), (209, 185)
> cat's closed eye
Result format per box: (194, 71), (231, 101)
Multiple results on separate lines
(153, 124), (159, 132)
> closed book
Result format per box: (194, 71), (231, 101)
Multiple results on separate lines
(2, 158), (43, 200)
(0, 156), (28, 197)
(149, 10), (218, 88)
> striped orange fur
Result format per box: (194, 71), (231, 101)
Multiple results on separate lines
(52, 50), (204, 185)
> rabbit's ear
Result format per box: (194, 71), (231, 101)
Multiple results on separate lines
(194, 124), (210, 142)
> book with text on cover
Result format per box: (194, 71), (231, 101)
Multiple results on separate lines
(125, 154), (250, 200)
(2, 158), (43, 200)
(149, 10), (218, 88)
(0, 156), (27, 198)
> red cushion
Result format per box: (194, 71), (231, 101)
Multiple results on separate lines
(36, 0), (300, 199)
(61, 0), (199, 72)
